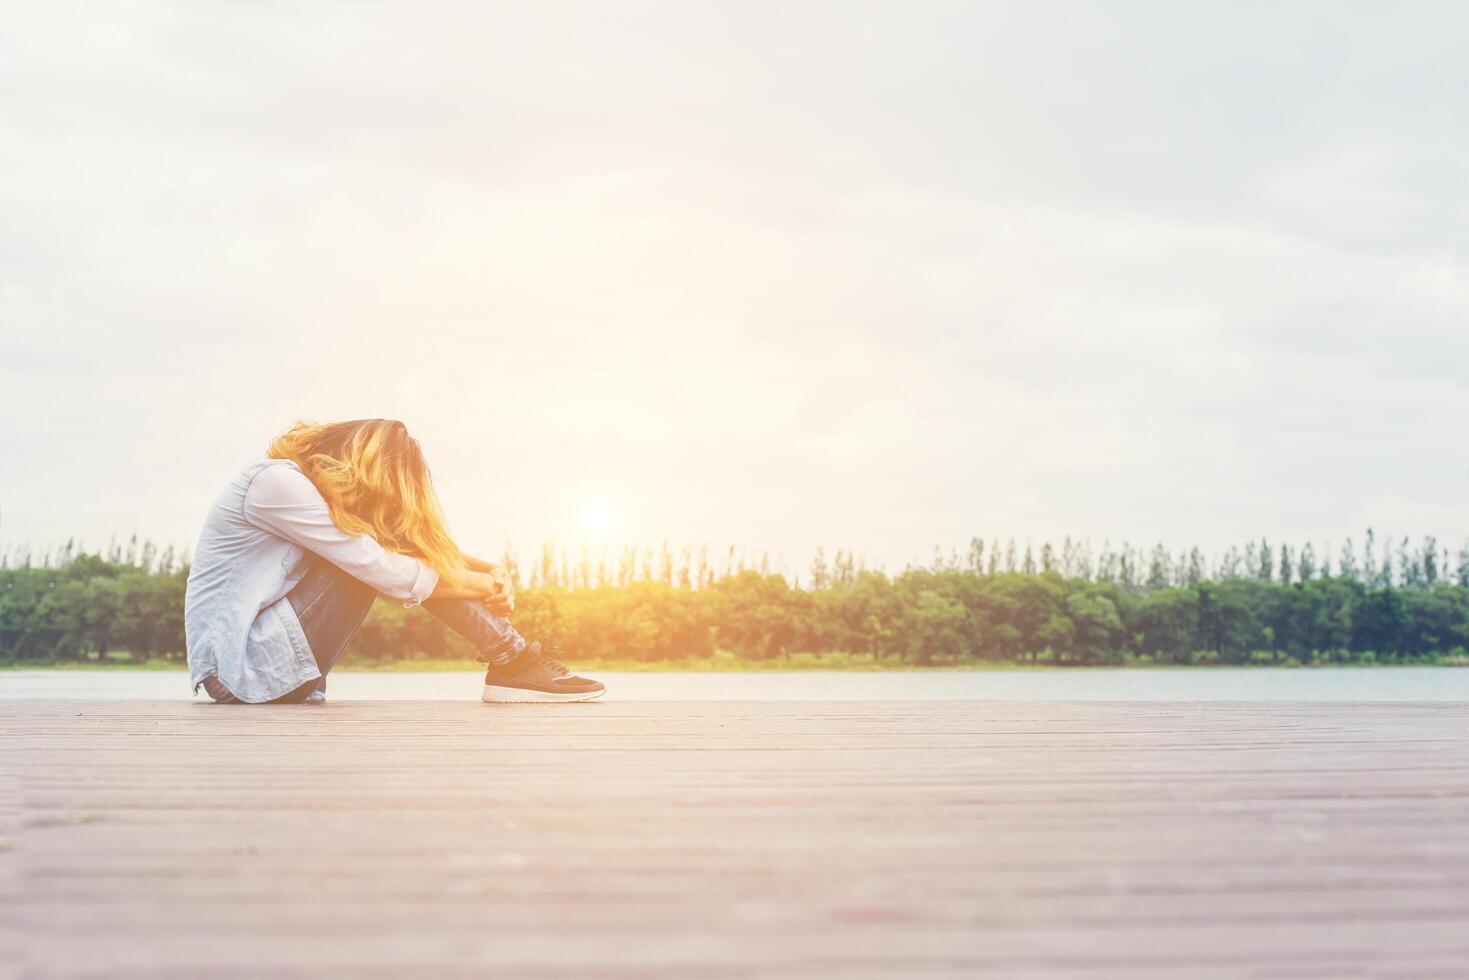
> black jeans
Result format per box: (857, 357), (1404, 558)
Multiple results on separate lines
(210, 558), (526, 703)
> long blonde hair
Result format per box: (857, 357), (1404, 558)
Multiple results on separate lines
(268, 419), (465, 585)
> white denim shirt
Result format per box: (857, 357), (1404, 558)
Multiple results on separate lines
(185, 458), (438, 701)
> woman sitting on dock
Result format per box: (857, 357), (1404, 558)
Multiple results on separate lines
(184, 419), (604, 704)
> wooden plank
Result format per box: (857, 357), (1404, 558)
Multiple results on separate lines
(5, 700), (1469, 978)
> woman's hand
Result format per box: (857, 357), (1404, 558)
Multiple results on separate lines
(460, 556), (515, 615)
(486, 563), (516, 614)
(466, 570), (514, 616)
(430, 568), (515, 616)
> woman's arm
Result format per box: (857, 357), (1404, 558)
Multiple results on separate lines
(459, 554), (515, 613)
(430, 569), (510, 613)
(243, 463), (510, 613)
(243, 464), (440, 605)
(462, 555), (500, 574)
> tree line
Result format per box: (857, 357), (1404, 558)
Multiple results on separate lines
(4, 531), (1469, 666)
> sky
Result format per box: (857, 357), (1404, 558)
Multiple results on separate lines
(3, 1), (1467, 575)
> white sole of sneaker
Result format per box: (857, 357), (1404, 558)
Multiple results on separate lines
(481, 685), (606, 703)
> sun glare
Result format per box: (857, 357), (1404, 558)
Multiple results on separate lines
(582, 499), (617, 537)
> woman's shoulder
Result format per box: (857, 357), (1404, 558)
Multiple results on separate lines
(241, 457), (316, 504)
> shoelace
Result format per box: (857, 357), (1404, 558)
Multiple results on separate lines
(535, 644), (570, 675)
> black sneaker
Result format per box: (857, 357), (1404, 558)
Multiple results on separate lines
(482, 642), (606, 702)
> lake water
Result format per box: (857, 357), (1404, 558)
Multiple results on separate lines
(2, 667), (1467, 701)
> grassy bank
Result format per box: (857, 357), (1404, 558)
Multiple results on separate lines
(0, 653), (1080, 672)
(16, 551), (1469, 670)
(6, 651), (1468, 671)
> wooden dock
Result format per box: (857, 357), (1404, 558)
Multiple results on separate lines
(6, 700), (1469, 978)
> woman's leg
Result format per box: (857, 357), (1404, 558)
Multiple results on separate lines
(272, 561), (530, 701)
(426, 598), (605, 701)
(421, 596), (527, 667)
(269, 558), (379, 703)
(214, 558), (531, 703)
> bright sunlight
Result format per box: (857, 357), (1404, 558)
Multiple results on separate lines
(581, 498), (618, 538)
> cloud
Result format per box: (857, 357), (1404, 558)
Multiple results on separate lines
(3, 1), (1468, 569)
